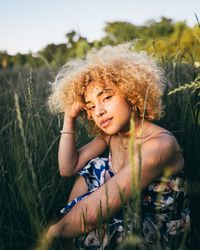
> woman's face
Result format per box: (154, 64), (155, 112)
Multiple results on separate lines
(84, 81), (132, 135)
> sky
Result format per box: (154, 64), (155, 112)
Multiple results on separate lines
(1, 0), (199, 55)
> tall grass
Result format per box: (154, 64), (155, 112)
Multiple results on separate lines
(0, 56), (199, 249)
(0, 68), (90, 249)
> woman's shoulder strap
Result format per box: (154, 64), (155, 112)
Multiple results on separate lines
(140, 131), (183, 153)
(140, 131), (173, 143)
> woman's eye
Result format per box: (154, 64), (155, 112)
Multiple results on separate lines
(104, 96), (112, 101)
(88, 106), (95, 111)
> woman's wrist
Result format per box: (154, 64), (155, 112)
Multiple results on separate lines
(62, 115), (76, 133)
(60, 130), (75, 134)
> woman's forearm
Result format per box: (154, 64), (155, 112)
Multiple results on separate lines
(55, 146), (169, 237)
(58, 115), (79, 176)
(49, 166), (132, 239)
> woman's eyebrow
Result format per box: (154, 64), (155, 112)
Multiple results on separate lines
(85, 88), (114, 104)
(85, 100), (92, 105)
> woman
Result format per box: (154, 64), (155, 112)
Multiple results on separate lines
(45, 43), (190, 249)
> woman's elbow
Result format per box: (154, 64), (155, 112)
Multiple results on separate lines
(59, 168), (74, 177)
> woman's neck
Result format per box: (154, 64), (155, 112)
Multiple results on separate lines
(118, 118), (144, 139)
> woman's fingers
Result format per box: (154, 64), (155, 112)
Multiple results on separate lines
(69, 102), (85, 118)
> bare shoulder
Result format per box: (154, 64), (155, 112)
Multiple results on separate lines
(141, 131), (184, 174)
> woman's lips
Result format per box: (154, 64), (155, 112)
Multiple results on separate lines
(100, 118), (113, 128)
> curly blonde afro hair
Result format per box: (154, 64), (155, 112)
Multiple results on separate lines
(48, 43), (165, 122)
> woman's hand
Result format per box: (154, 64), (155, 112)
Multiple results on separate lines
(68, 102), (85, 118)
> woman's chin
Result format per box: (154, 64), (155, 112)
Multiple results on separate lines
(101, 127), (119, 135)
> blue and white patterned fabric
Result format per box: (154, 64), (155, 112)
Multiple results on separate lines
(60, 157), (114, 214)
(60, 157), (190, 250)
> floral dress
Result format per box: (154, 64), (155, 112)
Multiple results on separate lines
(60, 157), (190, 250)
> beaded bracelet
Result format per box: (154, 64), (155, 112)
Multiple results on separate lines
(60, 130), (75, 134)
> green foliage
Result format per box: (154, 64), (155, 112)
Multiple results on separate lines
(0, 68), (88, 249)
(37, 31), (92, 69)
(1, 17), (200, 70)
(103, 21), (140, 43)
(117, 235), (145, 250)
(168, 75), (200, 95)
(142, 17), (175, 38)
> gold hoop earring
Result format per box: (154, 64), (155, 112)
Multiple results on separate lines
(132, 105), (136, 112)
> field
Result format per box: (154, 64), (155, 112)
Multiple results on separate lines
(0, 59), (199, 249)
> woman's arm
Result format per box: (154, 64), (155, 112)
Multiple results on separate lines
(58, 103), (108, 177)
(48, 134), (183, 238)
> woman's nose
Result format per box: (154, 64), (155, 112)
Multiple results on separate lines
(95, 106), (106, 117)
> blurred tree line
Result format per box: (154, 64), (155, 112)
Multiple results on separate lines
(1, 17), (200, 69)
